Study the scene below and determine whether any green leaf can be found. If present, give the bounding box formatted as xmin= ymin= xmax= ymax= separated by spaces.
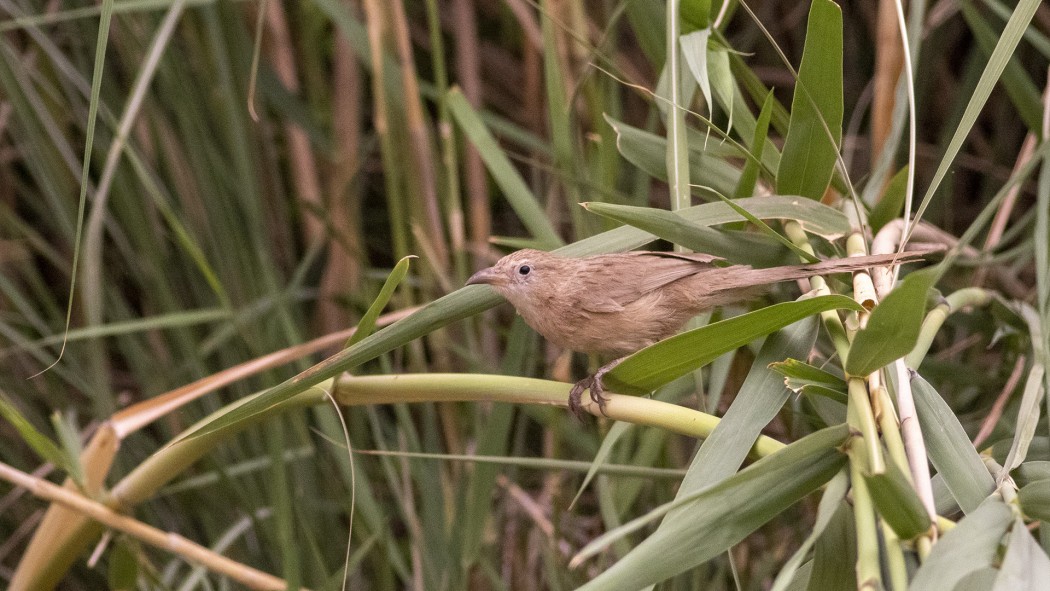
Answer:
xmin=582 ymin=194 xmax=852 ymax=243
xmin=993 ymin=519 xmax=1050 ymax=590
xmin=705 ymin=190 xmax=820 ymax=262
xmin=1014 ymin=461 xmax=1050 ymax=488
xmin=680 ymin=0 xmax=711 ymax=31
xmin=735 ymin=90 xmax=774 ymax=198
xmin=0 ymin=396 xmax=70 ymax=474
xmin=771 ymin=470 xmax=850 ymax=591
xmin=50 ymin=411 xmax=85 ymax=486
xmin=674 ymin=318 xmax=819 ymax=493
xmin=909 ymin=0 xmax=1042 ymax=235
xmin=680 ymin=29 xmax=713 ymax=115
xmin=446 ymin=88 xmax=562 ymax=249
xmin=345 ymin=255 xmax=415 ymax=349
xmin=908 ymin=498 xmax=1013 ymax=591
xmin=868 ymin=166 xmax=909 ymax=233
xmin=806 ymin=500 xmax=857 ymax=591
xmin=574 ymin=425 xmax=849 ymax=591
xmin=707 ymin=44 xmax=735 ymax=137
xmin=608 ymin=295 xmax=863 ymax=394
xmin=863 ymin=460 xmax=932 ymax=540
xmin=570 ymin=421 xmax=634 ymax=510
xmin=581 ymin=201 xmax=786 ymax=267
xmin=1018 ymin=479 xmax=1050 ymax=521
xmin=770 ymin=359 xmax=848 ymax=404
xmin=912 ymin=374 xmax=995 ymax=514
xmin=846 ymin=268 xmax=936 ymax=376
xmin=999 ymin=304 xmax=1046 ymax=476
xmin=776 ymin=0 xmax=843 ymax=200
xmin=606 ymin=115 xmax=740 ymax=196
xmin=107 ymin=539 xmax=138 ymax=591
xmin=962 ymin=3 xmax=1044 ymax=133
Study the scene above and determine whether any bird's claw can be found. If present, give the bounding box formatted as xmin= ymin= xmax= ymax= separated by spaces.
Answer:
xmin=568 ymin=376 xmax=609 ymax=421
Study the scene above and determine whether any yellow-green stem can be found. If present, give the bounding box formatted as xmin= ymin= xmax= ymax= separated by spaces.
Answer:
xmin=848 ymin=377 xmax=885 ymax=474
xmin=335 ymin=374 xmax=785 ymax=458
xmin=881 ymin=520 xmax=909 ymax=591
xmin=877 ymin=385 xmax=910 ymax=480
xmin=905 ymin=287 xmax=994 ymax=369
xmin=784 ymin=221 xmax=852 ymax=361
xmin=849 ymin=458 xmax=883 ymax=590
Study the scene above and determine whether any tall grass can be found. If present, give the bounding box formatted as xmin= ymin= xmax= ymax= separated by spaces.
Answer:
xmin=0 ymin=1 xmax=1047 ymax=589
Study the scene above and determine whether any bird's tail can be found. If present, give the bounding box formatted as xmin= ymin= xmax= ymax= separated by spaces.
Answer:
xmin=720 ymin=249 xmax=935 ymax=294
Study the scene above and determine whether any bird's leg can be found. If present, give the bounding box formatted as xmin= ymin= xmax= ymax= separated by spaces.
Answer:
xmin=568 ymin=356 xmax=626 ymax=420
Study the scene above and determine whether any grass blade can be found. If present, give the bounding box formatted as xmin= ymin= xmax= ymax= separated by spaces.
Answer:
xmin=608 ymin=296 xmax=862 ymax=394
xmin=846 ymin=268 xmax=935 ymax=376
xmin=345 ymin=256 xmax=415 ymax=348
xmin=775 ymin=0 xmax=842 ymax=200
xmin=573 ymin=425 xmax=849 ymax=591
xmin=446 ymin=88 xmax=562 ymax=249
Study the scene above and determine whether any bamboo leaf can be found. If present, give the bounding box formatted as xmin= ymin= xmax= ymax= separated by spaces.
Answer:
xmin=776 ymin=0 xmax=843 ymax=200
xmin=345 ymin=255 xmax=415 ymax=348
xmin=805 ymin=499 xmax=856 ymax=591
xmin=1018 ymin=479 xmax=1050 ymax=521
xmin=868 ymin=166 xmax=909 ymax=233
xmin=770 ymin=470 xmax=850 ymax=591
xmin=50 ymin=412 xmax=85 ymax=486
xmin=608 ymin=296 xmax=861 ymax=394
xmin=999 ymin=304 xmax=1047 ymax=477
xmin=908 ymin=498 xmax=1012 ymax=591
xmin=961 ymin=2 xmax=1044 ymax=132
xmin=581 ymin=201 xmax=786 ymax=267
xmin=0 ymin=396 xmax=70 ymax=476
xmin=912 ymin=374 xmax=995 ymax=514
xmin=582 ymin=195 xmax=852 ymax=241
xmin=606 ymin=114 xmax=740 ymax=195
xmin=909 ymin=0 xmax=1042 ymax=233
xmin=863 ymin=460 xmax=932 ymax=540
xmin=846 ymin=268 xmax=936 ymax=376
xmin=680 ymin=29 xmax=712 ymax=115
xmin=574 ymin=425 xmax=849 ymax=591
xmin=672 ymin=318 xmax=819 ymax=494
xmin=446 ymin=88 xmax=562 ymax=248
xmin=992 ymin=519 xmax=1050 ymax=590
xmin=770 ymin=359 xmax=848 ymax=404
xmin=736 ymin=90 xmax=774 ymax=198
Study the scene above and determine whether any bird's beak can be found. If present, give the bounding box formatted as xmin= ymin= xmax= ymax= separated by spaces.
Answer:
xmin=466 ymin=267 xmax=501 ymax=286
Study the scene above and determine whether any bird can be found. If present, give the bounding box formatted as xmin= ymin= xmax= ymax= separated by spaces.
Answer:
xmin=466 ymin=248 xmax=928 ymax=418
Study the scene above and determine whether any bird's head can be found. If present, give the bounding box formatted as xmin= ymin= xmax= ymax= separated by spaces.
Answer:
xmin=465 ymin=249 xmax=556 ymax=308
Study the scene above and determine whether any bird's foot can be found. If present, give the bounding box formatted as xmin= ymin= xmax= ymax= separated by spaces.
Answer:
xmin=567 ymin=357 xmax=626 ymax=420
xmin=568 ymin=378 xmax=591 ymax=421
xmin=567 ymin=376 xmax=608 ymax=420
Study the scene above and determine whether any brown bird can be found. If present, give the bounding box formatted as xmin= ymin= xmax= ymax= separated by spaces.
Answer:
xmin=467 ymin=248 xmax=927 ymax=418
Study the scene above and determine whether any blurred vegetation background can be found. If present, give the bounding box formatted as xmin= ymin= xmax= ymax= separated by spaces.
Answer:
xmin=0 ymin=0 xmax=1048 ymax=589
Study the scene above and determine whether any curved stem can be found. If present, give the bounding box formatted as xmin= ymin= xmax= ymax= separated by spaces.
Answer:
xmin=335 ymin=373 xmax=786 ymax=458
xmin=905 ymin=287 xmax=994 ymax=369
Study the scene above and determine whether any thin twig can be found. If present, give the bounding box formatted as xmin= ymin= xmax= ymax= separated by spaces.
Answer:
xmin=0 ymin=461 xmax=305 ymax=591
xmin=973 ymin=355 xmax=1027 ymax=448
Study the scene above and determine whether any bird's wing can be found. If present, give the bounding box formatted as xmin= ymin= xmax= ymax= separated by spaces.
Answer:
xmin=580 ymin=296 xmax=625 ymax=313
xmin=581 ymin=251 xmax=727 ymax=310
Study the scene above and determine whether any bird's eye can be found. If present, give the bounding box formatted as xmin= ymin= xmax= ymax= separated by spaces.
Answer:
xmin=518 ymin=265 xmax=531 ymax=276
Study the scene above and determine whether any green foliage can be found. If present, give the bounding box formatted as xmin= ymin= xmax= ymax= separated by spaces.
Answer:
xmin=846 ymin=268 xmax=936 ymax=376
xmin=344 ymin=255 xmax=415 ymax=349
xmin=776 ymin=0 xmax=843 ymax=200
xmin=608 ymin=296 xmax=861 ymax=394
